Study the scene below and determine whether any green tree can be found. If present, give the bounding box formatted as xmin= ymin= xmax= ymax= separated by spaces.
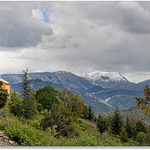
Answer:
xmin=135 ymin=85 xmax=150 ymax=115
xmin=125 ymin=116 xmax=133 ymax=138
xmin=8 ymin=91 xmax=23 ymax=117
xmin=135 ymin=120 xmax=147 ymax=133
xmin=88 ymin=104 xmax=94 ymax=120
xmin=21 ymin=69 xmax=37 ymax=120
xmin=110 ymin=108 xmax=123 ymax=135
xmin=58 ymin=89 xmax=85 ymax=118
xmin=35 ymin=86 xmax=58 ymax=111
xmin=40 ymin=112 xmax=54 ymax=134
xmin=0 ymin=81 xmax=8 ymax=109
xmin=120 ymin=127 xmax=128 ymax=143
xmin=136 ymin=132 xmax=146 ymax=145
xmin=96 ymin=114 xmax=108 ymax=134
xmin=83 ymin=105 xmax=88 ymax=119
xmin=40 ymin=103 xmax=75 ymax=137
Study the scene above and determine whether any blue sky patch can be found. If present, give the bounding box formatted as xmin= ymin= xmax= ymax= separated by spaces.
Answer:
xmin=41 ymin=8 xmax=50 ymax=23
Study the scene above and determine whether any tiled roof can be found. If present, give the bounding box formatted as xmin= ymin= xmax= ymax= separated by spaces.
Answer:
xmin=0 ymin=78 xmax=10 ymax=85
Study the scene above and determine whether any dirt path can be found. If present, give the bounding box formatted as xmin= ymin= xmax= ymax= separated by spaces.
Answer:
xmin=79 ymin=118 xmax=97 ymax=128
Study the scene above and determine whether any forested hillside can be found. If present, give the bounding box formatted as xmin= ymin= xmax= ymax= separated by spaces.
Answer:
xmin=0 ymin=70 xmax=149 ymax=146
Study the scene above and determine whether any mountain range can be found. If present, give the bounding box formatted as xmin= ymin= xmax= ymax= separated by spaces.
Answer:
xmin=0 ymin=70 xmax=149 ymax=113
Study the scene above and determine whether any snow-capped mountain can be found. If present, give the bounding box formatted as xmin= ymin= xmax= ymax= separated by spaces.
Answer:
xmin=83 ymin=71 xmax=127 ymax=82
xmin=82 ymin=71 xmax=135 ymax=89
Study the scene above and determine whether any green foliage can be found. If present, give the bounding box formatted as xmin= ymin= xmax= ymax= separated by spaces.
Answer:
xmin=110 ymin=108 xmax=123 ymax=135
xmin=21 ymin=69 xmax=37 ymax=119
xmin=136 ymin=132 xmax=146 ymax=145
xmin=96 ymin=114 xmax=108 ymax=134
xmin=4 ymin=118 xmax=55 ymax=146
xmin=58 ymin=89 xmax=85 ymax=118
xmin=146 ymin=132 xmax=150 ymax=145
xmin=36 ymin=103 xmax=43 ymax=113
xmin=83 ymin=105 xmax=88 ymax=119
xmin=8 ymin=91 xmax=23 ymax=117
xmin=27 ymin=120 xmax=41 ymax=130
xmin=0 ymin=120 xmax=6 ymax=130
xmin=35 ymin=86 xmax=58 ymax=111
xmin=40 ymin=112 xmax=54 ymax=131
xmin=0 ymin=81 xmax=9 ymax=109
xmin=135 ymin=85 xmax=150 ymax=115
xmin=97 ymin=132 xmax=126 ymax=146
xmin=87 ymin=104 xmax=94 ymax=120
xmin=135 ymin=120 xmax=147 ymax=133
xmin=40 ymin=103 xmax=75 ymax=137
xmin=125 ymin=116 xmax=134 ymax=138
xmin=120 ymin=127 xmax=128 ymax=142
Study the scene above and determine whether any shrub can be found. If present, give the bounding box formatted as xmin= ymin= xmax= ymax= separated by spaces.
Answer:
xmin=27 ymin=120 xmax=41 ymax=130
xmin=136 ymin=132 xmax=146 ymax=145
xmin=37 ymin=103 xmax=43 ymax=113
xmin=8 ymin=91 xmax=23 ymax=117
xmin=4 ymin=119 xmax=55 ymax=146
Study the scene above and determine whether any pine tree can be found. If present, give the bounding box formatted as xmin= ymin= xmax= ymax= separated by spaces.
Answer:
xmin=21 ymin=69 xmax=36 ymax=120
xmin=0 ymin=81 xmax=8 ymax=109
xmin=120 ymin=127 xmax=128 ymax=142
xmin=97 ymin=114 xmax=108 ymax=134
xmin=110 ymin=108 xmax=123 ymax=135
xmin=125 ymin=116 xmax=133 ymax=138
xmin=88 ymin=104 xmax=94 ymax=120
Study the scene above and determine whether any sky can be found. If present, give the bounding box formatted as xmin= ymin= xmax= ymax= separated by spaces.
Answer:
xmin=0 ymin=1 xmax=150 ymax=83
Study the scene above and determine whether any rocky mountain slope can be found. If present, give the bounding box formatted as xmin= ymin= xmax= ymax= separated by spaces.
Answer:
xmin=0 ymin=71 xmax=94 ymax=91
xmin=1 ymin=70 xmax=149 ymax=112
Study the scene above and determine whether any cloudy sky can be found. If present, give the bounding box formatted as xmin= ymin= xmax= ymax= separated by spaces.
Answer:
xmin=1 ymin=1 xmax=150 ymax=83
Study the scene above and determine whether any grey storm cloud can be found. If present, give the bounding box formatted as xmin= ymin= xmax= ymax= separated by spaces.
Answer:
xmin=1 ymin=1 xmax=150 ymax=82
xmin=118 ymin=2 xmax=150 ymax=34
xmin=0 ymin=3 xmax=53 ymax=47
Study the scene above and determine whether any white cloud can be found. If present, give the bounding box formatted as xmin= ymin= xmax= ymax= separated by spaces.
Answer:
xmin=32 ymin=9 xmax=43 ymax=20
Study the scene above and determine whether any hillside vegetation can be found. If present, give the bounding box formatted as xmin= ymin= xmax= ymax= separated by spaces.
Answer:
xmin=0 ymin=70 xmax=150 ymax=146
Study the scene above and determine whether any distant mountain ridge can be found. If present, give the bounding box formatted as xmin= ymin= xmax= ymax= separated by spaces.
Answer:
xmin=10 ymin=79 xmax=113 ymax=113
xmin=0 ymin=71 xmax=94 ymax=91
xmin=1 ymin=70 xmax=150 ymax=112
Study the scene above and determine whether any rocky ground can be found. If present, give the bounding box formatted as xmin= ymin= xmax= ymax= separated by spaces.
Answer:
xmin=0 ymin=130 xmax=18 ymax=146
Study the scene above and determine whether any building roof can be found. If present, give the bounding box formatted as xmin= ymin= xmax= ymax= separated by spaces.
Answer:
xmin=0 ymin=78 xmax=10 ymax=85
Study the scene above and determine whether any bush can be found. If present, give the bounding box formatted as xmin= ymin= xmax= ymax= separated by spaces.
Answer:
xmin=27 ymin=120 xmax=41 ymax=130
xmin=4 ymin=119 xmax=55 ymax=146
xmin=0 ymin=121 xmax=5 ymax=130
xmin=37 ymin=103 xmax=43 ymax=113
xmin=8 ymin=91 xmax=23 ymax=117
xmin=136 ymin=132 xmax=146 ymax=145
